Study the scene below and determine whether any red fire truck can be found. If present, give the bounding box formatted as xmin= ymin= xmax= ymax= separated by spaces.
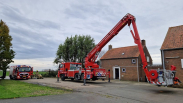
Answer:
xmin=9 ymin=65 xmax=33 ymax=80
xmin=58 ymin=13 xmax=179 ymax=86
xmin=58 ymin=62 xmax=108 ymax=81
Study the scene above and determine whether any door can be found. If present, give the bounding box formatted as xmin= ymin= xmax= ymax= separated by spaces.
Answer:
xmin=68 ymin=69 xmax=74 ymax=78
xmin=115 ymin=69 xmax=119 ymax=79
xmin=68 ymin=64 xmax=75 ymax=78
xmin=113 ymin=67 xmax=121 ymax=80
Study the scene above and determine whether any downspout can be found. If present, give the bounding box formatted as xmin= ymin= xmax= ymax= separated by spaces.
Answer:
xmin=161 ymin=50 xmax=166 ymax=84
xmin=137 ymin=58 xmax=139 ymax=82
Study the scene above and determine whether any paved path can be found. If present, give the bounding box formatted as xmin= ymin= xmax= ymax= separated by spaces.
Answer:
xmin=1 ymin=78 xmax=183 ymax=103
xmin=0 ymin=76 xmax=9 ymax=80
xmin=21 ymin=78 xmax=103 ymax=89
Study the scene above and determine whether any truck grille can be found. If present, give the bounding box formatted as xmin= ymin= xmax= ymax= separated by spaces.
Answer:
xmin=19 ymin=73 xmax=29 ymax=78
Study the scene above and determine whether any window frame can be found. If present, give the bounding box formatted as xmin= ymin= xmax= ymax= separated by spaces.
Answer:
xmin=70 ymin=64 xmax=76 ymax=70
xmin=147 ymin=56 xmax=150 ymax=62
xmin=132 ymin=59 xmax=136 ymax=64
xmin=181 ymin=59 xmax=183 ymax=68
xmin=122 ymin=68 xmax=126 ymax=73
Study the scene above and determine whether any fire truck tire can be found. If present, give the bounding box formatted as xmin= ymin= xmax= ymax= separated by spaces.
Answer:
xmin=81 ymin=74 xmax=84 ymax=80
xmin=13 ymin=76 xmax=16 ymax=80
xmin=149 ymin=70 xmax=158 ymax=80
xmin=10 ymin=75 xmax=13 ymax=80
xmin=75 ymin=74 xmax=79 ymax=80
xmin=61 ymin=74 xmax=65 ymax=81
xmin=92 ymin=79 xmax=96 ymax=81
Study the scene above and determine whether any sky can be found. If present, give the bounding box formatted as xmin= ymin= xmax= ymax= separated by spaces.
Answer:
xmin=0 ymin=0 xmax=183 ymax=71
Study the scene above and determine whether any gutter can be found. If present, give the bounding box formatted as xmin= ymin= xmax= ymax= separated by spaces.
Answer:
xmin=100 ymin=57 xmax=139 ymax=60
xmin=161 ymin=50 xmax=167 ymax=85
xmin=161 ymin=47 xmax=183 ymax=51
xmin=137 ymin=58 xmax=139 ymax=82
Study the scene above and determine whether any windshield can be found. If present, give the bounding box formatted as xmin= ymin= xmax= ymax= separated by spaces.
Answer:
xmin=19 ymin=67 xmax=31 ymax=72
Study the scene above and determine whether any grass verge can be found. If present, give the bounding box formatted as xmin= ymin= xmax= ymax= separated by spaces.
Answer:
xmin=33 ymin=71 xmax=47 ymax=75
xmin=0 ymin=70 xmax=9 ymax=76
xmin=0 ymin=79 xmax=70 ymax=99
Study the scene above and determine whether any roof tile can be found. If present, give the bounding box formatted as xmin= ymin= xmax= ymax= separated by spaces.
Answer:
xmin=161 ymin=25 xmax=183 ymax=50
xmin=100 ymin=45 xmax=140 ymax=60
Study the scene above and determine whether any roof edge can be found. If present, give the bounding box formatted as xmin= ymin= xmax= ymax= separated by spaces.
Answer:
xmin=100 ymin=57 xmax=139 ymax=60
xmin=160 ymin=47 xmax=183 ymax=51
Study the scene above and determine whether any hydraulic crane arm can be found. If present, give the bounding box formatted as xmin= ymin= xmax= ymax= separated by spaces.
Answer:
xmin=84 ymin=13 xmax=150 ymax=81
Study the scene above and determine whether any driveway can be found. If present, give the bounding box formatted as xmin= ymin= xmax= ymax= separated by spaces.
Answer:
xmin=1 ymin=78 xmax=183 ymax=103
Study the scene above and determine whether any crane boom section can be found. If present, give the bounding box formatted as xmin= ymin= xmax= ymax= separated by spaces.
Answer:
xmin=84 ymin=13 xmax=150 ymax=81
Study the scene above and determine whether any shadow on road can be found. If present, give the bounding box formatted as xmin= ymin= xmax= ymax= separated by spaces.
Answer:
xmin=64 ymin=79 xmax=109 ymax=84
xmin=148 ymin=89 xmax=177 ymax=94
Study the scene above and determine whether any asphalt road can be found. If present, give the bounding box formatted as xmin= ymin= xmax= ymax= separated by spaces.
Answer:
xmin=1 ymin=78 xmax=183 ymax=103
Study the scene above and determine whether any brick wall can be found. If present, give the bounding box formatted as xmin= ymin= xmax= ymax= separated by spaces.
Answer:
xmin=100 ymin=46 xmax=152 ymax=82
xmin=101 ymin=58 xmax=139 ymax=81
xmin=163 ymin=49 xmax=183 ymax=81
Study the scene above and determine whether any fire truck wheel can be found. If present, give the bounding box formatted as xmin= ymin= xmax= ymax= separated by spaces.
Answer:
xmin=92 ymin=79 xmax=96 ymax=81
xmin=75 ymin=74 xmax=79 ymax=80
xmin=61 ymin=74 xmax=65 ymax=81
xmin=13 ymin=76 xmax=16 ymax=80
xmin=10 ymin=75 xmax=13 ymax=80
xmin=81 ymin=74 xmax=84 ymax=80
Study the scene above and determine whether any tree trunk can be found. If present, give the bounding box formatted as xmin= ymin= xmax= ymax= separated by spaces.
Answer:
xmin=0 ymin=70 xmax=6 ymax=79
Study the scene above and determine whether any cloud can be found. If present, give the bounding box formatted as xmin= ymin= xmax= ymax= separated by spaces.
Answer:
xmin=10 ymin=26 xmax=58 ymax=59
xmin=1 ymin=3 xmax=60 ymax=30
xmin=10 ymin=57 xmax=58 ymax=70
xmin=0 ymin=0 xmax=183 ymax=70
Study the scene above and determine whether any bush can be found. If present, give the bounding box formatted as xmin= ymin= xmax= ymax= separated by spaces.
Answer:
xmin=42 ymin=70 xmax=58 ymax=77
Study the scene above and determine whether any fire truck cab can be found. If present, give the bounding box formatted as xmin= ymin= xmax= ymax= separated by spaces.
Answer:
xmin=9 ymin=65 xmax=33 ymax=80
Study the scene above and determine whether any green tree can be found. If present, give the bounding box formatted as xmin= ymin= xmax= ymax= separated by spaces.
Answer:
xmin=0 ymin=20 xmax=15 ymax=79
xmin=54 ymin=35 xmax=95 ymax=67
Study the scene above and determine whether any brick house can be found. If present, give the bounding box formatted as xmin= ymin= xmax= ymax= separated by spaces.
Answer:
xmin=100 ymin=40 xmax=152 ymax=82
xmin=161 ymin=25 xmax=183 ymax=81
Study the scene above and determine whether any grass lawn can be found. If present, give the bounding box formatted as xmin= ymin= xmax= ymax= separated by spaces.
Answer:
xmin=0 ymin=70 xmax=9 ymax=76
xmin=0 ymin=70 xmax=2 ymax=76
xmin=0 ymin=80 xmax=69 ymax=99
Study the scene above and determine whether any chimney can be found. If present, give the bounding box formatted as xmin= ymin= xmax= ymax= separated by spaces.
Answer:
xmin=141 ymin=39 xmax=146 ymax=46
xmin=108 ymin=45 xmax=112 ymax=50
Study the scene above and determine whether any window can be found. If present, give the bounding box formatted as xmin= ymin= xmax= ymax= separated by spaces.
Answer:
xmin=132 ymin=59 xmax=136 ymax=64
xmin=147 ymin=56 xmax=149 ymax=62
xmin=181 ymin=59 xmax=183 ymax=68
xmin=59 ymin=64 xmax=63 ymax=68
xmin=122 ymin=68 xmax=126 ymax=72
xmin=70 ymin=64 xmax=76 ymax=70
xmin=70 ymin=64 xmax=82 ymax=70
